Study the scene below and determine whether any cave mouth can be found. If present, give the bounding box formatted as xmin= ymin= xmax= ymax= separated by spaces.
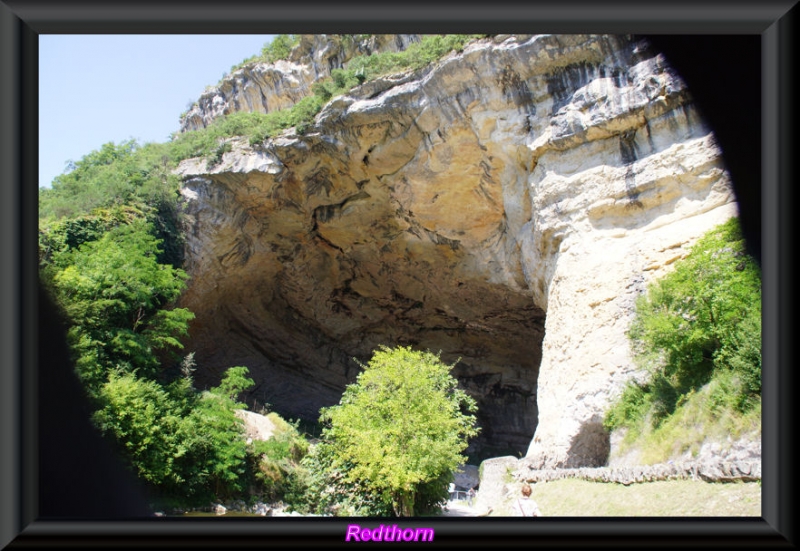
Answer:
xmin=194 ymin=271 xmax=546 ymax=463
xmin=185 ymin=168 xmax=547 ymax=462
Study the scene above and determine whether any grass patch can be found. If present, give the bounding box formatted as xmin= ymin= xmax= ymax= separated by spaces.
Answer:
xmin=610 ymin=378 xmax=761 ymax=465
xmin=527 ymin=479 xmax=760 ymax=516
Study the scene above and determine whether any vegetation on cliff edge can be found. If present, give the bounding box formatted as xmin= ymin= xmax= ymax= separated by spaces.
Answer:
xmin=181 ymin=34 xmax=483 ymax=146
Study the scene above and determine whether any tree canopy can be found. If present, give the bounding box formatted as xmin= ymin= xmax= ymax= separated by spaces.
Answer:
xmin=44 ymin=218 xmax=194 ymax=393
xmin=315 ymin=346 xmax=479 ymax=516
xmin=93 ymin=364 xmax=255 ymax=505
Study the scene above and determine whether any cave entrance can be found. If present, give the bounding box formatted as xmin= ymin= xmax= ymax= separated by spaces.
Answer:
xmin=193 ymin=273 xmax=547 ymax=464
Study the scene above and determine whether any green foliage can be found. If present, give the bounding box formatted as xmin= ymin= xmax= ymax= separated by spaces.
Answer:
xmin=46 ymin=219 xmax=194 ymax=393
xmin=94 ymin=366 xmax=256 ymax=506
xmin=346 ymin=34 xmax=481 ymax=81
xmin=215 ymin=365 xmax=255 ymax=402
xmin=207 ymin=141 xmax=232 ymax=168
xmin=300 ymin=441 xmax=393 ymax=516
xmin=186 ymin=375 xmax=252 ymax=500
xmin=174 ymin=34 xmax=484 ymax=149
xmin=262 ymin=34 xmax=299 ymax=63
xmin=40 ymin=201 xmax=262 ymax=508
xmin=226 ymin=35 xmax=300 ymax=76
xmin=609 ymin=373 xmax=762 ymax=465
xmin=94 ymin=371 xmax=191 ymax=492
xmin=39 ymin=139 xmax=186 ymax=269
xmin=39 ymin=204 xmax=146 ymax=266
xmin=247 ymin=416 xmax=311 ymax=506
xmin=604 ymin=383 xmax=651 ymax=434
xmin=40 ymin=140 xmax=180 ymax=221
xmin=313 ymin=346 xmax=479 ymax=516
xmin=604 ymin=218 xmax=761 ymax=443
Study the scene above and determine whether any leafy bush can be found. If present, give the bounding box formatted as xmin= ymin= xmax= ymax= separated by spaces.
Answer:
xmin=262 ymin=34 xmax=299 ymax=64
xmin=299 ymin=442 xmax=391 ymax=516
xmin=604 ymin=217 xmax=761 ymax=445
xmin=94 ymin=372 xmax=191 ymax=493
xmin=207 ymin=141 xmax=232 ymax=168
xmin=40 ymin=140 xmax=180 ymax=221
xmin=247 ymin=415 xmax=311 ymax=506
xmin=344 ymin=34 xmax=481 ymax=82
xmin=40 ymin=204 xmax=267 ymax=508
xmin=226 ymin=35 xmax=300 ymax=76
xmin=94 ymin=365 xmax=255 ymax=507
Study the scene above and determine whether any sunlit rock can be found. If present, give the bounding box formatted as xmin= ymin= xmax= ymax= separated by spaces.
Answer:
xmin=176 ymin=34 xmax=736 ymax=465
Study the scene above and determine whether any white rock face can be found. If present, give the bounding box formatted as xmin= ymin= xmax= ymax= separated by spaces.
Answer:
xmin=180 ymin=34 xmax=422 ymax=132
xmin=177 ymin=34 xmax=737 ymax=466
xmin=514 ymin=41 xmax=738 ymax=466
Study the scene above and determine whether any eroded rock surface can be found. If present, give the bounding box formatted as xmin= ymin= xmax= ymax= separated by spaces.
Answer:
xmin=177 ymin=34 xmax=737 ymax=463
xmin=180 ymin=34 xmax=422 ymax=133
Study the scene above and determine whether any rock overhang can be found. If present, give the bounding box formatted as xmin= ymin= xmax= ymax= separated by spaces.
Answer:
xmin=176 ymin=34 xmax=737 ymax=465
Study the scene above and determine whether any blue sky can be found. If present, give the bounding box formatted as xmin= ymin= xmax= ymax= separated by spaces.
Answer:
xmin=39 ymin=35 xmax=275 ymax=189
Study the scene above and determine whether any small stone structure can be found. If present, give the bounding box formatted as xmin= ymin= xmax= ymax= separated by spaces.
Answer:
xmin=516 ymin=460 xmax=761 ymax=485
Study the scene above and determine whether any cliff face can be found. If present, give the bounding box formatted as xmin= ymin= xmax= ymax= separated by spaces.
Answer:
xmin=180 ymin=34 xmax=422 ymax=133
xmin=176 ymin=34 xmax=736 ymax=465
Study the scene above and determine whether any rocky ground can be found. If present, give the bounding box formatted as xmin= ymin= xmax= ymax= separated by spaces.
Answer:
xmin=235 ymin=409 xmax=278 ymax=442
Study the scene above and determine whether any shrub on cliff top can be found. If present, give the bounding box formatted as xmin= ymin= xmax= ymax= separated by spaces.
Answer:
xmin=226 ymin=34 xmax=300 ymax=76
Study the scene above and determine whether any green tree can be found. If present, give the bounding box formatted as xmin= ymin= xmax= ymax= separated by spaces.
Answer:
xmin=316 ymin=346 xmax=479 ymax=516
xmin=184 ymin=366 xmax=254 ymax=500
xmin=39 ymin=140 xmax=181 ymax=222
xmin=48 ymin=219 xmax=194 ymax=393
xmin=93 ymin=371 xmax=191 ymax=496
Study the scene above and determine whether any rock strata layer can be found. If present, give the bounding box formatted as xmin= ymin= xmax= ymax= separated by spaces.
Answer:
xmin=180 ymin=34 xmax=422 ymax=133
xmin=177 ymin=34 xmax=737 ymax=463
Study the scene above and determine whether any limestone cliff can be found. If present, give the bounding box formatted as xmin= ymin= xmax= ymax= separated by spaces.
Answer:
xmin=176 ymin=34 xmax=737 ymax=465
xmin=180 ymin=34 xmax=422 ymax=133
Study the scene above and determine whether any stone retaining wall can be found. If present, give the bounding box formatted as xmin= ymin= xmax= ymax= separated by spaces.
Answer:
xmin=515 ymin=460 xmax=761 ymax=485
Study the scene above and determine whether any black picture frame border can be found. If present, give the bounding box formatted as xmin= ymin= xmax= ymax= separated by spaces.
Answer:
xmin=2 ymin=0 xmax=795 ymax=548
